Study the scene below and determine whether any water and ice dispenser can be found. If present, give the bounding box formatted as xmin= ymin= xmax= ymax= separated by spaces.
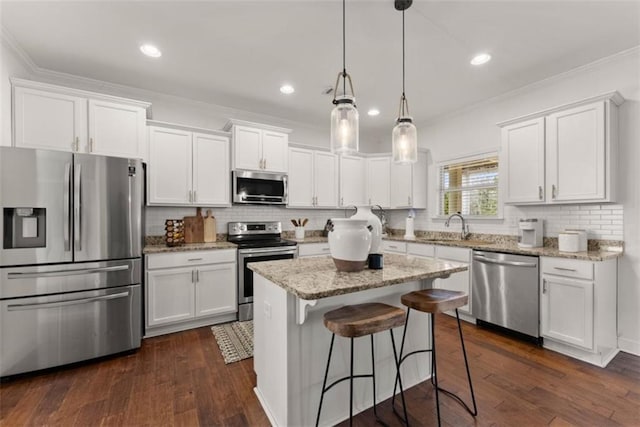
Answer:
xmin=2 ymin=208 xmax=46 ymax=249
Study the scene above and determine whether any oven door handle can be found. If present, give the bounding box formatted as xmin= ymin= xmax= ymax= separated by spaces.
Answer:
xmin=239 ymin=247 xmax=298 ymax=255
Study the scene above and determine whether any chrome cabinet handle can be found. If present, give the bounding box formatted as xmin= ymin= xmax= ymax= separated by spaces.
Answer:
xmin=196 ymin=269 xmax=200 ymax=282
xmin=539 ymin=186 xmax=543 ymax=200
xmin=264 ymin=158 xmax=267 ymax=169
xmin=542 ymin=279 xmax=547 ymax=294
xmin=72 ymin=137 xmax=79 ymax=151
xmin=90 ymin=137 xmax=94 ymax=153
xmin=188 ymin=258 xmax=203 ymax=262
xmin=191 ymin=270 xmax=195 ymax=283
xmin=340 ymin=197 xmax=344 ymax=206
xmin=408 ymin=196 xmax=412 ymax=205
xmin=552 ymin=184 xmax=557 ymax=199
xmin=188 ymin=190 xmax=193 ymax=203
xmin=553 ymin=266 xmax=576 ymax=272
xmin=193 ymin=190 xmax=197 ymax=203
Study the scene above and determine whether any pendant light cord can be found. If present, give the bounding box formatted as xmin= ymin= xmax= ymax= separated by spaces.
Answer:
xmin=402 ymin=9 xmax=405 ymax=97
xmin=342 ymin=0 xmax=346 ymax=96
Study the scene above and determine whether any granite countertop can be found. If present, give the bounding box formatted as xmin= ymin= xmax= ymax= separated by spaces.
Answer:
xmin=144 ymin=241 xmax=237 ymax=254
xmin=248 ymin=253 xmax=468 ymax=300
xmin=383 ymin=235 xmax=621 ymax=261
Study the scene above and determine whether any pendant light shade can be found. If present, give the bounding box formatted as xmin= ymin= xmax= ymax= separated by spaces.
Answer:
xmin=330 ymin=0 xmax=359 ymax=155
xmin=392 ymin=1 xmax=417 ymax=164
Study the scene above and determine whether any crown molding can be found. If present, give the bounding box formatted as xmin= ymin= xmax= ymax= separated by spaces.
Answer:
xmin=1 ymin=26 xmax=38 ymax=72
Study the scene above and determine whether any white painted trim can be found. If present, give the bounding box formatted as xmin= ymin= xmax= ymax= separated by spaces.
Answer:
xmin=496 ymin=91 xmax=625 ymax=127
xmin=421 ymin=46 xmax=640 ymax=127
xmin=253 ymin=387 xmax=277 ymax=427
xmin=146 ymin=119 xmax=230 ymax=137
xmin=0 ymin=26 xmax=38 ymax=72
xmin=618 ymin=337 xmax=640 ymax=356
xmin=434 ymin=148 xmax=500 ymax=167
xmin=143 ymin=312 xmax=237 ymax=338
xmin=223 ymin=119 xmax=292 ymax=134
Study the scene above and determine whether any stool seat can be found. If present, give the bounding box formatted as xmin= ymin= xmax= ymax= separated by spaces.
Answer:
xmin=323 ymin=303 xmax=406 ymax=338
xmin=401 ymin=289 xmax=468 ymax=314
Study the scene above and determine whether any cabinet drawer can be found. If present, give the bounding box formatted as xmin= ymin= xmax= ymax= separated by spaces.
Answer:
xmin=436 ymin=246 xmax=470 ymax=263
xmin=147 ymin=249 xmax=236 ymax=270
xmin=541 ymin=257 xmax=593 ymax=280
xmin=382 ymin=241 xmax=407 ymax=254
xmin=298 ymin=242 xmax=331 ymax=257
xmin=407 ymin=243 xmax=435 ymax=258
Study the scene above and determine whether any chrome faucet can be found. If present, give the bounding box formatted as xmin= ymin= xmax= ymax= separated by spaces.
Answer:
xmin=372 ymin=205 xmax=389 ymax=236
xmin=445 ymin=212 xmax=470 ymax=240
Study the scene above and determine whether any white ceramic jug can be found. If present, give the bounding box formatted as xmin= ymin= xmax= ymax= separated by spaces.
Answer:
xmin=350 ymin=206 xmax=382 ymax=254
xmin=328 ymin=218 xmax=372 ymax=272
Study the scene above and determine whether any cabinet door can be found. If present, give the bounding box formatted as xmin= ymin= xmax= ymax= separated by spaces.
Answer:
xmin=262 ymin=130 xmax=288 ymax=172
xmin=13 ymin=86 xmax=87 ymax=152
xmin=233 ymin=125 xmax=262 ymax=170
xmin=390 ymin=162 xmax=412 ymax=208
xmin=367 ymin=157 xmax=391 ymax=207
xmin=193 ymin=133 xmax=230 ymax=206
xmin=314 ymin=151 xmax=338 ymax=207
xmin=546 ymin=101 xmax=605 ymax=202
xmin=88 ymin=99 xmax=145 ymax=158
xmin=339 ymin=155 xmax=366 ymax=207
xmin=436 ymin=246 xmax=471 ymax=313
xmin=147 ymin=267 xmax=195 ymax=326
xmin=288 ymin=148 xmax=314 ymax=207
xmin=502 ymin=118 xmax=545 ymax=204
xmin=148 ymin=126 xmax=192 ymax=205
xmin=195 ymin=263 xmax=237 ymax=317
xmin=541 ymin=275 xmax=594 ymax=350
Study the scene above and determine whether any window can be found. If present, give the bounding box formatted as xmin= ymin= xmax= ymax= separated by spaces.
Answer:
xmin=438 ymin=154 xmax=499 ymax=217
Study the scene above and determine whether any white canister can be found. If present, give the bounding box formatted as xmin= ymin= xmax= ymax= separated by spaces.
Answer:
xmin=295 ymin=226 xmax=305 ymax=241
xmin=404 ymin=217 xmax=415 ymax=240
xmin=350 ymin=206 xmax=382 ymax=254
xmin=558 ymin=232 xmax=580 ymax=252
xmin=565 ymin=229 xmax=588 ymax=251
xmin=328 ymin=218 xmax=372 ymax=272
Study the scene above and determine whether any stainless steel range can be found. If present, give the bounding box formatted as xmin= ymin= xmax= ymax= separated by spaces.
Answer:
xmin=228 ymin=221 xmax=297 ymax=321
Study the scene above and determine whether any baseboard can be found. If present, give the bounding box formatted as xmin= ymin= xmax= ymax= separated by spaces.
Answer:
xmin=618 ymin=337 xmax=640 ymax=356
xmin=144 ymin=312 xmax=237 ymax=338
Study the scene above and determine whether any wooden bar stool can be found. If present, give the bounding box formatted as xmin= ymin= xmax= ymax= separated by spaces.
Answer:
xmin=316 ymin=302 xmax=409 ymax=427
xmin=392 ymin=289 xmax=478 ymax=426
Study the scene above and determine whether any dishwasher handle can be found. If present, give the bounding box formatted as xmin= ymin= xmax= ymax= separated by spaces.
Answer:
xmin=473 ymin=255 xmax=537 ymax=268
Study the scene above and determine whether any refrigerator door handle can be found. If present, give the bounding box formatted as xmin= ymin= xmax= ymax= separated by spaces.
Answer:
xmin=74 ymin=163 xmax=82 ymax=251
xmin=63 ymin=163 xmax=71 ymax=252
xmin=7 ymin=264 xmax=129 ymax=279
xmin=7 ymin=291 xmax=130 ymax=311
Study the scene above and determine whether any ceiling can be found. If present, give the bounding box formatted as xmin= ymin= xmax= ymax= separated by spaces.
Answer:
xmin=2 ymin=1 xmax=639 ymax=138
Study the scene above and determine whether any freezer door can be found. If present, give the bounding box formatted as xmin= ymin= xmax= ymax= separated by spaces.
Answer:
xmin=73 ymin=154 xmax=142 ymax=262
xmin=0 ymin=147 xmax=73 ymax=266
xmin=0 ymin=284 xmax=141 ymax=377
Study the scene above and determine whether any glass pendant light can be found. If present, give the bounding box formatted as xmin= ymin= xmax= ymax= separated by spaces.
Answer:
xmin=330 ymin=0 xmax=359 ymax=154
xmin=392 ymin=0 xmax=418 ymax=164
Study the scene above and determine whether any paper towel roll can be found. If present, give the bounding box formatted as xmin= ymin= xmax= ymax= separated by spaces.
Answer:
xmin=404 ymin=217 xmax=415 ymax=240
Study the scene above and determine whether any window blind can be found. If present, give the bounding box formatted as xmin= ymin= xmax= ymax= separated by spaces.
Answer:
xmin=439 ymin=155 xmax=499 ymax=217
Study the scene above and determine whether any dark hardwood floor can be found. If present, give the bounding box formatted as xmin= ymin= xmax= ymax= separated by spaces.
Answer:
xmin=1 ymin=315 xmax=638 ymax=426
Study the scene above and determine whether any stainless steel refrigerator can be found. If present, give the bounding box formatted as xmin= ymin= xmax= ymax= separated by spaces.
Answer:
xmin=0 ymin=147 xmax=143 ymax=377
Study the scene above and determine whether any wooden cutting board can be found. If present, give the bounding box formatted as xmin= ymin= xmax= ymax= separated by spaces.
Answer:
xmin=184 ymin=208 xmax=205 ymax=243
xmin=203 ymin=210 xmax=216 ymax=243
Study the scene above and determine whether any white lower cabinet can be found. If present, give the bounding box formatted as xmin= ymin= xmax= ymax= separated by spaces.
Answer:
xmin=145 ymin=249 xmax=237 ymax=337
xmin=434 ymin=246 xmax=471 ymax=314
xmin=540 ymin=256 xmax=618 ymax=367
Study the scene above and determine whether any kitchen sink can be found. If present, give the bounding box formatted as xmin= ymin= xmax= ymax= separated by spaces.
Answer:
xmin=422 ymin=239 xmax=494 ymax=246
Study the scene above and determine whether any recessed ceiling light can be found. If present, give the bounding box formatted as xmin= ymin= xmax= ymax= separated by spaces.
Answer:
xmin=470 ymin=53 xmax=491 ymax=66
xmin=280 ymin=84 xmax=295 ymax=94
xmin=367 ymin=108 xmax=380 ymax=116
xmin=140 ymin=44 xmax=162 ymax=58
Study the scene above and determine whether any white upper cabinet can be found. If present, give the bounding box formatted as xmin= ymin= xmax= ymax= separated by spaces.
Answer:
xmin=12 ymin=79 xmax=150 ymax=158
xmin=367 ymin=157 xmax=391 ymax=208
xmin=390 ymin=150 xmax=427 ymax=209
xmin=224 ymin=120 xmax=291 ymax=173
xmin=148 ymin=122 xmax=231 ymax=207
xmin=499 ymin=92 xmax=622 ymax=205
xmin=288 ymin=147 xmax=337 ymax=208
xmin=339 ymin=155 xmax=367 ymax=207
xmin=501 ymin=118 xmax=545 ymax=204
xmin=88 ymin=99 xmax=146 ymax=158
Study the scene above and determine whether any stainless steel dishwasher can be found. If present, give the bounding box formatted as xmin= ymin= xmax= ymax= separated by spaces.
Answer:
xmin=471 ymin=251 xmax=540 ymax=339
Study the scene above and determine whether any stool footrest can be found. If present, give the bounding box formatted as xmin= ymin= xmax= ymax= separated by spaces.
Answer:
xmin=323 ymin=374 xmax=374 ymax=394
xmin=399 ymin=348 xmax=432 ymax=365
xmin=434 ymin=384 xmax=478 ymax=417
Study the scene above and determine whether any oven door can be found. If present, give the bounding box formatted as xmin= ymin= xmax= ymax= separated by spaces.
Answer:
xmin=238 ymin=247 xmax=297 ymax=304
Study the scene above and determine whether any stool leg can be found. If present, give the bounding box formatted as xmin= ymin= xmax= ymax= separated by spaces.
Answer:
xmin=315 ymin=333 xmax=335 ymax=427
xmin=370 ymin=334 xmax=378 ymax=419
xmin=392 ymin=309 xmax=411 ymax=407
xmin=455 ymin=309 xmax=478 ymax=416
xmin=349 ymin=337 xmax=354 ymax=426
xmin=431 ymin=313 xmax=441 ymax=427
xmin=390 ymin=329 xmax=409 ymax=426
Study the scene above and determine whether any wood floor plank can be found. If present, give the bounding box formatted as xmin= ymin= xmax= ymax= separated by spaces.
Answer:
xmin=1 ymin=315 xmax=638 ymax=426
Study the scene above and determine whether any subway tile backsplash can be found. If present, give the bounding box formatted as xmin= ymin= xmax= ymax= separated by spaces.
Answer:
xmin=388 ymin=204 xmax=624 ymax=241
xmin=145 ymin=205 xmax=349 ymax=236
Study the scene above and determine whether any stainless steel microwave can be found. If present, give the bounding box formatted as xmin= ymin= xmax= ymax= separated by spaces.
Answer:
xmin=232 ymin=170 xmax=288 ymax=205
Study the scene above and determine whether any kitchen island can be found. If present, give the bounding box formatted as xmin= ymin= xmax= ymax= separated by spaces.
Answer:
xmin=249 ymin=254 xmax=467 ymax=427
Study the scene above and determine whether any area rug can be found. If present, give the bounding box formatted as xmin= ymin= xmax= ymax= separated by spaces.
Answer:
xmin=211 ymin=320 xmax=253 ymax=364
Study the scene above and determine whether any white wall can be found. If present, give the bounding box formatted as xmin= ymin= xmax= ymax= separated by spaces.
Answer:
xmin=390 ymin=48 xmax=640 ymax=354
xmin=1 ymin=36 xmax=32 ymax=146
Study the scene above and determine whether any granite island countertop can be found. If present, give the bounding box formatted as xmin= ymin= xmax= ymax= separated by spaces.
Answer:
xmin=249 ymin=253 xmax=467 ymax=300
